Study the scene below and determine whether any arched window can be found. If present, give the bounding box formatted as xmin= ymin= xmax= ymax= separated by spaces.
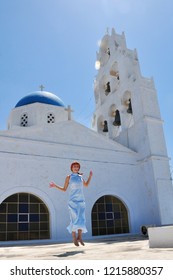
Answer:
xmin=0 ymin=193 xmax=50 ymax=241
xmin=92 ymin=195 xmax=129 ymax=236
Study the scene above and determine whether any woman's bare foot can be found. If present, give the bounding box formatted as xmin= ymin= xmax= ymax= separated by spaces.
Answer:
xmin=77 ymin=229 xmax=85 ymax=246
xmin=72 ymin=232 xmax=79 ymax=246
xmin=73 ymin=238 xmax=79 ymax=246
xmin=77 ymin=238 xmax=85 ymax=246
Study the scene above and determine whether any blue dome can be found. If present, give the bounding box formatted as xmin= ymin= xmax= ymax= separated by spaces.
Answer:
xmin=15 ymin=91 xmax=65 ymax=108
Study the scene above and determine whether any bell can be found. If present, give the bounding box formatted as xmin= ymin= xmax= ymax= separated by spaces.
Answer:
xmin=107 ymin=48 xmax=110 ymax=56
xmin=113 ymin=110 xmax=121 ymax=126
xmin=103 ymin=120 xmax=108 ymax=132
xmin=105 ymin=82 xmax=111 ymax=94
xmin=127 ymin=99 xmax=133 ymax=114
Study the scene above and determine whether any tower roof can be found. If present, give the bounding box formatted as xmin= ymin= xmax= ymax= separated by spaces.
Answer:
xmin=15 ymin=91 xmax=65 ymax=108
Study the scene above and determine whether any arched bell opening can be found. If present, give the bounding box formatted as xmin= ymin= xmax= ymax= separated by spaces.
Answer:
xmin=108 ymin=105 xmax=121 ymax=138
xmin=122 ymin=91 xmax=134 ymax=128
xmin=97 ymin=115 xmax=109 ymax=134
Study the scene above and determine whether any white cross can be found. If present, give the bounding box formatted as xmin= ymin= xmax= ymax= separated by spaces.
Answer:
xmin=65 ymin=105 xmax=74 ymax=120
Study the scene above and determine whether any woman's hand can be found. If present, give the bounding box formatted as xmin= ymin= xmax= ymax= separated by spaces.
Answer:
xmin=49 ymin=182 xmax=56 ymax=188
xmin=89 ymin=171 xmax=93 ymax=177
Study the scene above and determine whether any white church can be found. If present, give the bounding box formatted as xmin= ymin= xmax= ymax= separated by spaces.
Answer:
xmin=0 ymin=28 xmax=173 ymax=244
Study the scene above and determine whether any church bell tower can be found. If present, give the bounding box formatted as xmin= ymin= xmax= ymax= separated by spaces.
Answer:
xmin=92 ymin=28 xmax=173 ymax=225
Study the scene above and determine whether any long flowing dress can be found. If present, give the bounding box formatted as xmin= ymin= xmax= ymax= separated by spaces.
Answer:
xmin=67 ymin=173 xmax=87 ymax=233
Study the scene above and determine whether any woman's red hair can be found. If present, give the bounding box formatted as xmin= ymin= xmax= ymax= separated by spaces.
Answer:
xmin=70 ymin=161 xmax=81 ymax=171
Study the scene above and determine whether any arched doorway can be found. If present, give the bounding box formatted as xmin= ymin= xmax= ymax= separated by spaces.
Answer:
xmin=0 ymin=193 xmax=50 ymax=241
xmin=91 ymin=195 xmax=129 ymax=236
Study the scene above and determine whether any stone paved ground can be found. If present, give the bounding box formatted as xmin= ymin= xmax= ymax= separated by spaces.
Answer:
xmin=0 ymin=236 xmax=173 ymax=260
xmin=0 ymin=237 xmax=173 ymax=260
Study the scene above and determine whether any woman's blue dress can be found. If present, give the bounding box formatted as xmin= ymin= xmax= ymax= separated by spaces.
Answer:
xmin=67 ymin=173 xmax=87 ymax=233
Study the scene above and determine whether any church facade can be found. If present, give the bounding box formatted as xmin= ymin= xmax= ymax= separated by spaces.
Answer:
xmin=0 ymin=28 xmax=173 ymax=244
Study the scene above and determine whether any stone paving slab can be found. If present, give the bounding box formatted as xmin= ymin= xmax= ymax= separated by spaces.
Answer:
xmin=0 ymin=236 xmax=173 ymax=260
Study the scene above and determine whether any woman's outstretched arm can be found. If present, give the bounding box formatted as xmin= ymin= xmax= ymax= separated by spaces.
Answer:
xmin=83 ymin=171 xmax=93 ymax=187
xmin=49 ymin=175 xmax=70 ymax=192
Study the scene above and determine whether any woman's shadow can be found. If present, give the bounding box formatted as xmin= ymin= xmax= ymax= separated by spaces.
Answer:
xmin=53 ymin=250 xmax=85 ymax=258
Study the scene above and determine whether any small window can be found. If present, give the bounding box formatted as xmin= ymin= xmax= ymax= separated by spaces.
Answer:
xmin=47 ymin=113 xmax=55 ymax=123
xmin=20 ymin=113 xmax=28 ymax=127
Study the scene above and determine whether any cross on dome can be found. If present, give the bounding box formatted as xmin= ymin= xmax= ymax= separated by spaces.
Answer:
xmin=39 ymin=85 xmax=45 ymax=91
xmin=65 ymin=105 xmax=74 ymax=120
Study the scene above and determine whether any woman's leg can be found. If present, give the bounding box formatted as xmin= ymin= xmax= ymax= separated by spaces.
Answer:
xmin=72 ymin=231 xmax=79 ymax=246
xmin=77 ymin=229 xmax=85 ymax=246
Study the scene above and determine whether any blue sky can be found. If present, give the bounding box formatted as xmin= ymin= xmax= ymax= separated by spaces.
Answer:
xmin=0 ymin=0 xmax=173 ymax=172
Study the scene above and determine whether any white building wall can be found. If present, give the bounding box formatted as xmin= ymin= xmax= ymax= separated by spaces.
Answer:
xmin=0 ymin=119 xmax=162 ymax=242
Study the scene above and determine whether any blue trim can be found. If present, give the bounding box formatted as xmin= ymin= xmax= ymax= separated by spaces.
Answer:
xmin=15 ymin=91 xmax=65 ymax=108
